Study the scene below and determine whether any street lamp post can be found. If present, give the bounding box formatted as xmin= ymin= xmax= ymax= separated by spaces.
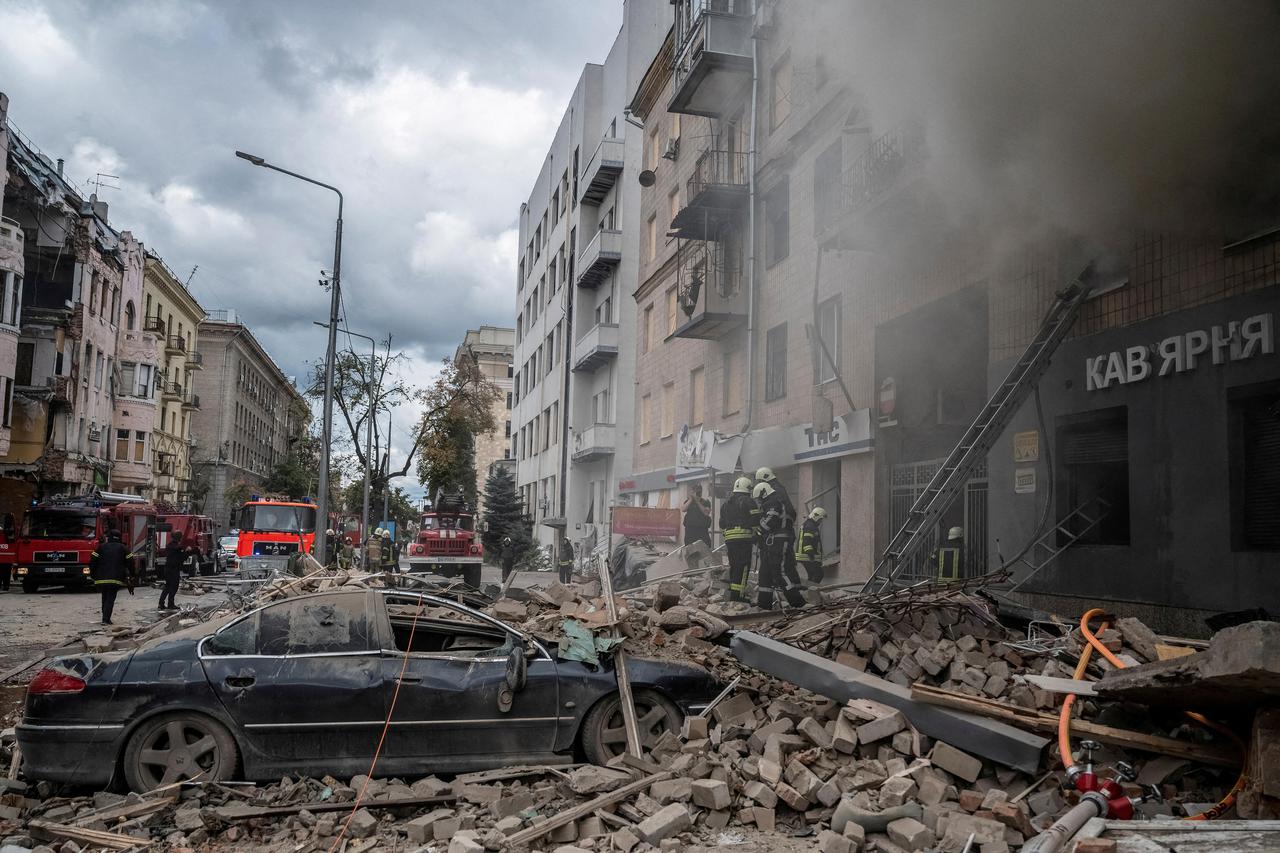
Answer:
xmin=315 ymin=321 xmax=379 ymax=568
xmin=236 ymin=150 xmax=342 ymax=562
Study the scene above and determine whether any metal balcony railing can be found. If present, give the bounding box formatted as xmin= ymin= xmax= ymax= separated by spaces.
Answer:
xmin=837 ymin=122 xmax=926 ymax=219
xmin=687 ymin=148 xmax=748 ymax=199
xmin=186 ymin=350 xmax=203 ymax=369
xmin=165 ymin=335 xmax=187 ymax=355
xmin=143 ymin=316 xmax=165 ymax=334
xmin=182 ymin=392 xmax=201 ymax=410
xmin=669 ymin=0 xmax=753 ymax=117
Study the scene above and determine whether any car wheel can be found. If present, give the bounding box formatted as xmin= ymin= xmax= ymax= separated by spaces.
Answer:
xmin=21 ymin=579 xmax=37 ymax=594
xmin=123 ymin=712 xmax=238 ymax=792
xmin=581 ymin=688 xmax=683 ymax=765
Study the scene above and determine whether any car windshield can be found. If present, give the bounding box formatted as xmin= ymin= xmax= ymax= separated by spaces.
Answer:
xmin=21 ymin=510 xmax=98 ymax=539
xmin=218 ymin=536 xmax=237 ymax=550
xmin=238 ymin=504 xmax=317 ymax=533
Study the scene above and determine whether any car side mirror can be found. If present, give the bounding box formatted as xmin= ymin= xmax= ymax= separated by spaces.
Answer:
xmin=498 ymin=639 xmax=527 ymax=714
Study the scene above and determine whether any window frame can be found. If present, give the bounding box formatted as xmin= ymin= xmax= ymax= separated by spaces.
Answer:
xmin=816 ymin=296 xmax=841 ymax=385
xmin=765 ymin=322 xmax=788 ymax=402
xmin=199 ymin=591 xmax=378 ymax=659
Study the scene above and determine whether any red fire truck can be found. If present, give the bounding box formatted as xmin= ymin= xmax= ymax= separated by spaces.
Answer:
xmin=406 ymin=493 xmax=483 ymax=587
xmin=157 ymin=512 xmax=217 ymax=576
xmin=234 ymin=497 xmax=318 ymax=560
xmin=14 ymin=493 xmax=157 ymax=594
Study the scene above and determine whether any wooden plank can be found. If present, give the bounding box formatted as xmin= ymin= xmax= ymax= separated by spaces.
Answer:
xmin=1023 ymin=675 xmax=1098 ymax=696
xmin=215 ymin=794 xmax=455 ymax=821
xmin=504 ymin=771 xmax=671 ymax=847
xmin=910 ymin=684 xmax=1238 ymax=767
xmin=455 ymin=764 xmax=581 ymax=786
xmin=1155 ymin=643 xmax=1197 ymax=661
xmin=29 ymin=820 xmax=139 ymax=851
xmin=598 ymin=556 xmax=642 ymax=760
xmin=72 ymin=795 xmax=176 ymax=827
xmin=0 ymin=654 xmax=47 ymax=683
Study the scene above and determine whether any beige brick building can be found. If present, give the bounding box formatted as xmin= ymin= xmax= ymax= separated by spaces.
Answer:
xmin=455 ymin=326 xmax=513 ymax=512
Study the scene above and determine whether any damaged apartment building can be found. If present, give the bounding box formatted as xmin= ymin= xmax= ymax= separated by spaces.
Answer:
xmin=511 ymin=1 xmax=1280 ymax=632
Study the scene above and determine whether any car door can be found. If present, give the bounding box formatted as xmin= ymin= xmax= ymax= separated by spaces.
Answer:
xmin=200 ymin=591 xmax=386 ymax=778
xmin=374 ymin=592 xmax=562 ymax=773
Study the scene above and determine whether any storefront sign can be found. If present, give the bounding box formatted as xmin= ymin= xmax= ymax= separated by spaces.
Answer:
xmin=611 ymin=506 xmax=680 ymax=539
xmin=1013 ymin=430 xmax=1040 ymax=463
xmin=1014 ymin=468 xmax=1036 ymax=494
xmin=1086 ymin=313 xmax=1273 ymax=391
xmin=792 ymin=409 xmax=873 ymax=462
xmin=676 ymin=425 xmax=711 ymax=470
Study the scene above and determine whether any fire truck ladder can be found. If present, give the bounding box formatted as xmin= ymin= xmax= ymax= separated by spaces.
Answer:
xmin=862 ymin=265 xmax=1099 ymax=595
xmin=1005 ymin=496 xmax=1111 ymax=593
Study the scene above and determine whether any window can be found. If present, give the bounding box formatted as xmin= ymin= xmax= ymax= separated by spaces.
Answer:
xmin=572 ymin=146 xmax=580 ymax=204
xmin=642 ymin=306 xmax=653 ymax=354
xmin=648 ymin=129 xmax=661 ymax=170
xmin=814 ymin=139 xmax=842 ymax=232
xmin=816 ymin=297 xmax=841 ymax=384
xmin=89 ymin=274 xmax=98 ymax=315
xmin=115 ymin=428 xmax=129 ymax=461
xmin=640 ymin=393 xmax=653 ymax=444
xmin=661 ymin=382 xmax=675 ymax=438
xmin=15 ymin=343 xmax=33 ymax=386
xmin=765 ymin=323 xmax=788 ymax=402
xmin=1 ymin=271 xmax=21 ymax=326
xmin=771 ymin=51 xmax=793 ymax=130
xmin=110 ymin=287 xmax=119 ymax=324
xmin=1056 ymin=407 xmax=1130 ymax=546
xmin=382 ymin=594 xmax=509 ymax=657
xmin=723 ymin=349 xmax=742 ymax=415
xmin=550 ymin=402 xmax=558 ymax=445
xmin=646 ymin=214 xmax=657 ymax=262
xmin=256 ymin=593 xmax=372 ymax=655
xmin=1230 ymin=383 xmax=1280 ymax=550
xmin=0 ymin=378 xmax=9 ymax=428
xmin=593 ymin=387 xmax=610 ymax=424
xmin=551 ymin=188 xmax=561 ymax=227
xmin=690 ymin=366 xmax=705 ymax=426
xmin=95 ymin=351 xmax=105 ymax=390
xmin=133 ymin=430 xmax=146 ymax=464
xmin=124 ymin=300 xmax=135 ymax=330
xmin=506 ymin=392 xmax=513 ymax=409
xmin=504 ymin=419 xmax=511 ymax=438
xmin=206 ymin=613 xmax=258 ymax=656
xmin=119 ymin=362 xmax=135 ymax=397
xmin=666 ymin=287 xmax=678 ymax=335
xmin=668 ymin=189 xmax=680 ymax=225
xmin=765 ymin=178 xmax=791 ymax=267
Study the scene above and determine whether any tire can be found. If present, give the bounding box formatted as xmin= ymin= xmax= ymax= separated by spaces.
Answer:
xmin=21 ymin=579 xmax=37 ymax=594
xmin=580 ymin=688 xmax=683 ymax=765
xmin=122 ymin=712 xmax=238 ymax=792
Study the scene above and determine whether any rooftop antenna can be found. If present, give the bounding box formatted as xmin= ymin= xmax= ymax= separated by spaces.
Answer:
xmin=88 ymin=172 xmax=120 ymax=195
xmin=185 ymin=265 xmax=199 ymax=287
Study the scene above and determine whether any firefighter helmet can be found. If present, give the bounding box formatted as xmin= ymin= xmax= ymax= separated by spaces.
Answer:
xmin=810 ymin=507 xmax=827 ymax=522
xmin=948 ymin=526 xmax=963 ymax=541
xmin=755 ymin=466 xmax=776 ymax=482
xmin=753 ymin=482 xmax=775 ymax=500
xmin=374 ymin=527 xmax=385 ymax=537
xmin=733 ymin=476 xmax=753 ymax=494
xmin=325 ymin=528 xmax=335 ymax=537
xmin=381 ymin=528 xmax=392 ymax=538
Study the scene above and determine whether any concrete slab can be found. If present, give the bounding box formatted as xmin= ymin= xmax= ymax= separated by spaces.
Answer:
xmin=729 ymin=631 xmax=1048 ymax=774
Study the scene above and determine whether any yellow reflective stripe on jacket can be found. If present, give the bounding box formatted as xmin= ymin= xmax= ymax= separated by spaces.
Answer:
xmin=723 ymin=527 xmax=753 ymax=541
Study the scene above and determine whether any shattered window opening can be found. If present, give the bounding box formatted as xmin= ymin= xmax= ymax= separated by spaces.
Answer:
xmin=383 ymin=595 xmax=512 ymax=659
xmin=257 ymin=594 xmax=372 ymax=656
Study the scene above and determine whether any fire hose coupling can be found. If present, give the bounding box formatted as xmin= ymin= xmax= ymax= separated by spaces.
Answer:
xmin=1107 ymin=783 xmax=1163 ymax=821
xmin=1097 ymin=760 xmax=1137 ymax=800
xmin=1065 ymin=739 xmax=1102 ymax=792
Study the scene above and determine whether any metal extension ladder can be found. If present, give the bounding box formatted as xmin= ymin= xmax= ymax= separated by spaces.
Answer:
xmin=862 ymin=265 xmax=1099 ymax=594
xmin=1006 ymin=497 xmax=1111 ymax=592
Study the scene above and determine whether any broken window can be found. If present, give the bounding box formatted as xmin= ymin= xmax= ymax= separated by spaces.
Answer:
xmin=206 ymin=614 xmax=258 ymax=656
xmin=816 ymin=296 xmax=841 ymax=384
xmin=256 ymin=593 xmax=372 ymax=656
xmin=1230 ymin=381 xmax=1280 ymax=551
xmin=383 ymin=595 xmax=510 ymax=658
xmin=1056 ymin=407 xmax=1130 ymax=546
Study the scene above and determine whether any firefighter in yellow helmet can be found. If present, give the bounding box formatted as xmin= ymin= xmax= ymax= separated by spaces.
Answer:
xmin=720 ymin=476 xmax=756 ymax=602
xmin=796 ymin=506 xmax=826 ymax=584
xmin=936 ymin=526 xmax=963 ymax=581
xmin=753 ymin=480 xmax=805 ymax=609
xmin=756 ymin=467 xmax=805 ymax=596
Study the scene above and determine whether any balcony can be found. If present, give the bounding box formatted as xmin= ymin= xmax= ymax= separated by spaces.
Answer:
xmin=162 ymin=382 xmax=182 ymax=402
xmin=186 ymin=350 xmax=203 ymax=370
xmin=578 ymin=136 xmax=625 ymax=206
xmin=572 ymin=323 xmax=620 ymax=373
xmin=143 ymin=315 xmax=165 ymax=334
xmin=0 ymin=216 xmax=24 ymax=261
xmin=668 ymin=0 xmax=754 ymax=118
xmin=572 ymin=422 xmax=616 ymax=463
xmin=165 ymin=335 xmax=186 ymax=356
xmin=671 ymin=237 xmax=747 ymax=340
xmin=182 ymin=393 xmax=201 ymax=410
xmin=672 ymin=147 xmax=749 ymax=240
xmin=818 ymin=122 xmax=928 ymax=248
xmin=575 ymin=228 xmax=622 ymax=289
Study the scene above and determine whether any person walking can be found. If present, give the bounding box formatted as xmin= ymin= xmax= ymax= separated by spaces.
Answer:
xmin=681 ymin=486 xmax=712 ymax=549
xmin=323 ymin=528 xmax=337 ymax=567
xmin=500 ymin=536 xmax=517 ymax=583
xmin=90 ymin=529 xmax=136 ymax=625
xmin=721 ymin=477 xmax=757 ymax=602
xmin=158 ymin=533 xmax=192 ymax=611
xmin=756 ymin=467 xmax=804 ymax=593
xmin=796 ymin=507 xmax=827 ymax=584
xmin=557 ymin=538 xmax=574 ymax=584
xmin=753 ymin=481 xmax=806 ymax=610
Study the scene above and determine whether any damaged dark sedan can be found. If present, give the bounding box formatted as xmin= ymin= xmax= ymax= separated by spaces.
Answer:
xmin=18 ymin=590 xmax=721 ymax=790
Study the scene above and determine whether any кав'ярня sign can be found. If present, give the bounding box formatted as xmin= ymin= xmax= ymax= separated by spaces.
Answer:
xmin=1086 ymin=313 xmax=1273 ymax=391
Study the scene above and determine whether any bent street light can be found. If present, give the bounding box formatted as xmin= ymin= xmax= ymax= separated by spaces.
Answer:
xmin=236 ymin=149 xmax=343 ymax=562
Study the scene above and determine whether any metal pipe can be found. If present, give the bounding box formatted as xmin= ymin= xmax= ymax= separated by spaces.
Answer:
xmin=1021 ymin=793 xmax=1107 ymax=853
xmin=741 ymin=0 xmax=760 ymax=435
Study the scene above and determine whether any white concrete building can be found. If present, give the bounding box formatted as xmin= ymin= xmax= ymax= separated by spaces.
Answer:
xmin=512 ymin=4 xmax=666 ymax=560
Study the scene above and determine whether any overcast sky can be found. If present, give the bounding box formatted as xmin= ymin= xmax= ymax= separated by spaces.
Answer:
xmin=0 ymin=0 xmax=621 ymax=500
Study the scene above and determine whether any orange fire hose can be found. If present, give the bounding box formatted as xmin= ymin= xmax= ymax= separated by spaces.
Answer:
xmin=1058 ymin=608 xmax=1247 ymax=821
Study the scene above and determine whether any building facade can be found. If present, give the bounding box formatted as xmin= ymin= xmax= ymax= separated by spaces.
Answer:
xmin=0 ymin=94 xmax=22 ymax=462
xmin=456 ymin=325 xmax=514 ymax=513
xmin=142 ymin=254 xmax=205 ymax=505
xmin=190 ymin=310 xmax=307 ymax=530
xmin=104 ymin=232 xmax=153 ymax=497
xmin=512 ymin=4 xmax=666 ymax=562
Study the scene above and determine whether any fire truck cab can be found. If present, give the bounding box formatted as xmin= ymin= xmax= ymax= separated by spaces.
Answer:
xmin=14 ymin=493 xmax=157 ymax=594
xmin=235 ymin=497 xmax=318 ymax=561
xmin=406 ymin=493 xmax=483 ymax=588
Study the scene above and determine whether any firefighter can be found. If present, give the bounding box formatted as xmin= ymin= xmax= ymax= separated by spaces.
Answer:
xmin=500 ymin=536 xmax=517 ymax=582
xmin=753 ymin=481 xmax=806 ymax=610
xmin=720 ymin=477 xmax=757 ymax=602
xmin=91 ymin=529 xmax=136 ymax=625
xmin=796 ymin=506 xmax=827 ymax=584
xmin=323 ymin=528 xmax=337 ymax=567
xmin=158 ymin=533 xmax=193 ymax=611
xmin=338 ymin=535 xmax=355 ymax=570
xmin=380 ymin=528 xmax=396 ymax=572
xmin=366 ymin=528 xmax=383 ymax=571
xmin=557 ymin=538 xmax=574 ymax=584
xmin=756 ymin=467 xmax=804 ymax=593
xmin=936 ymin=526 xmax=963 ymax=581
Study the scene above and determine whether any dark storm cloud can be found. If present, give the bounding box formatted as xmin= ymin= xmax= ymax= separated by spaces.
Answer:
xmin=0 ymin=0 xmax=620 ymax=396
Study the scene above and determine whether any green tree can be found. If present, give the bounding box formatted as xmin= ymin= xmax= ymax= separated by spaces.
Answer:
xmin=417 ymin=408 xmax=478 ymax=506
xmin=480 ymin=465 xmax=531 ymax=561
